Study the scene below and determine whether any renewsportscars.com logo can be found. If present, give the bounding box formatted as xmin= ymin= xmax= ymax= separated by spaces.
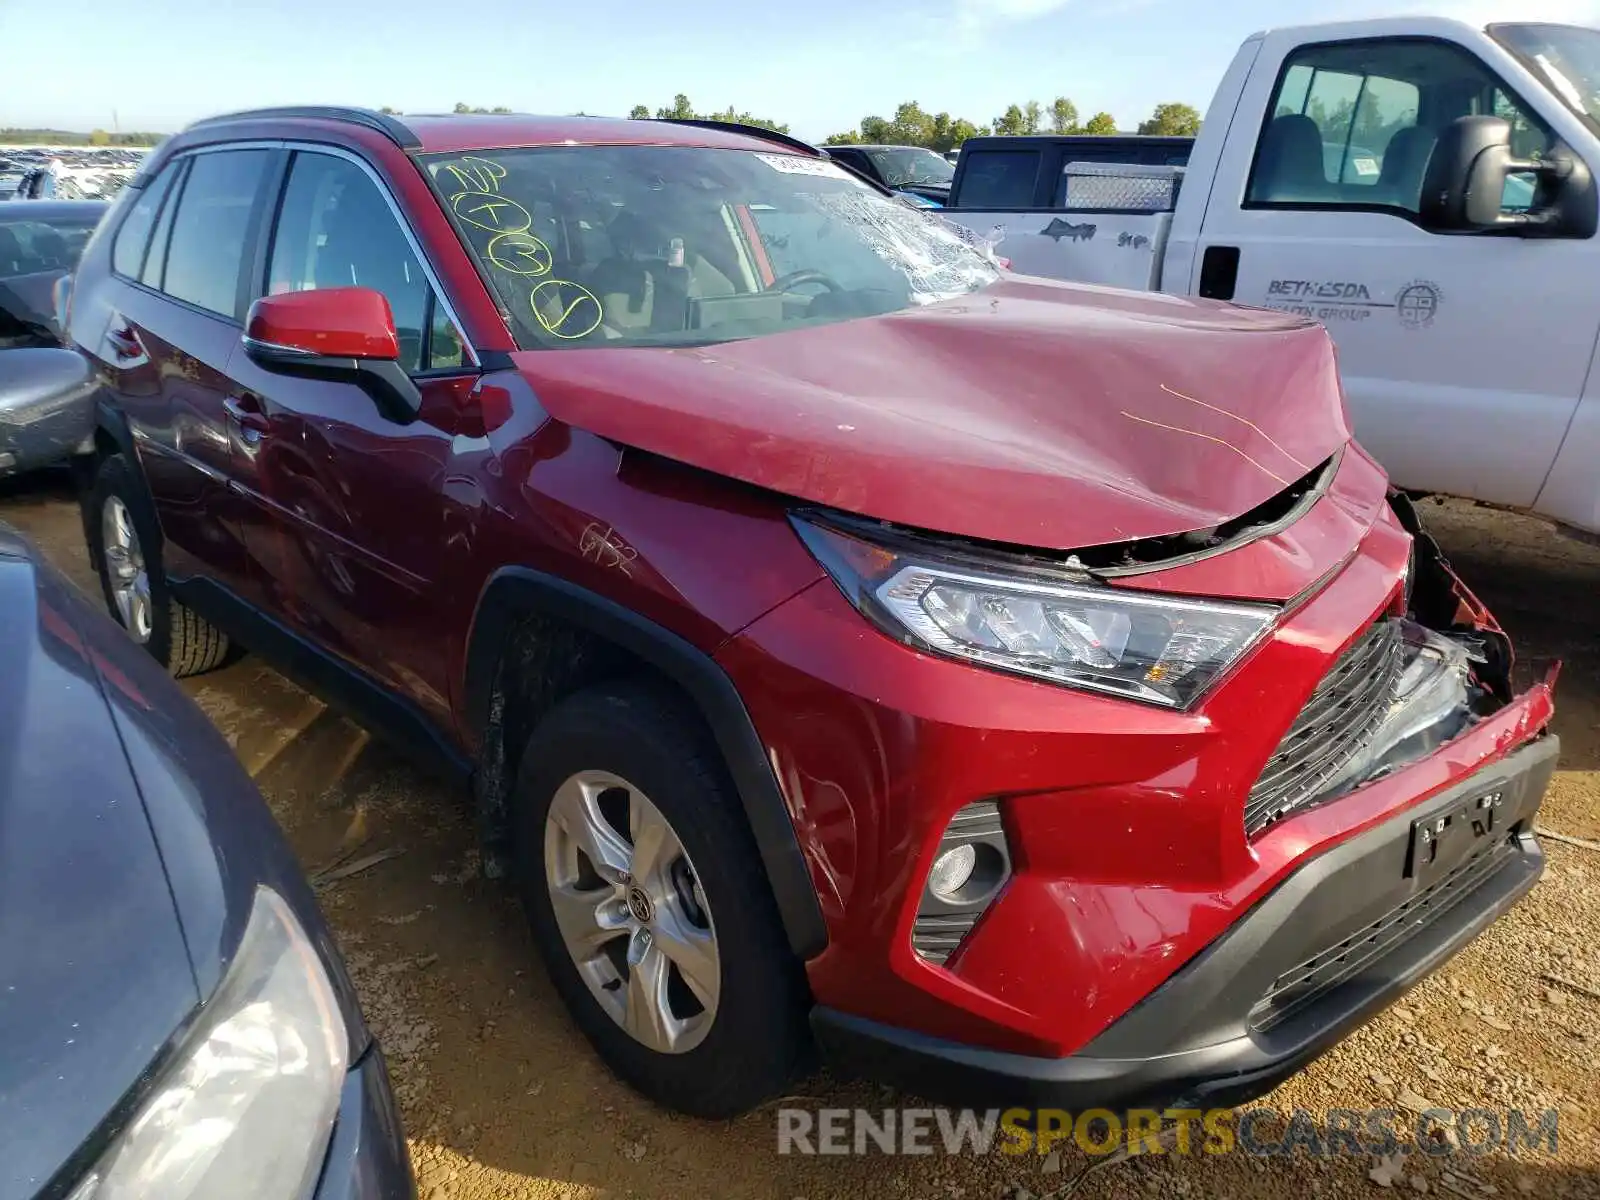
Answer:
xmin=776 ymin=1106 xmax=1561 ymax=1159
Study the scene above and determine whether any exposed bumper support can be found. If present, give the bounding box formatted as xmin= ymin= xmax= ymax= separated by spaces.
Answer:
xmin=813 ymin=736 xmax=1557 ymax=1111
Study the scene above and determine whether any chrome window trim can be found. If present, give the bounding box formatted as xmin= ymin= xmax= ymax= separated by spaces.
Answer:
xmin=240 ymin=335 xmax=316 ymax=358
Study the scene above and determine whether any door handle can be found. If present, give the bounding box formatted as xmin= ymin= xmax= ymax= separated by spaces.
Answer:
xmin=223 ymin=394 xmax=269 ymax=442
xmin=1197 ymin=245 xmax=1240 ymax=301
xmin=107 ymin=324 xmax=142 ymax=360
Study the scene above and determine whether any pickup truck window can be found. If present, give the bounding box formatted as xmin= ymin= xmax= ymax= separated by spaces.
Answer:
xmin=1248 ymin=38 xmax=1551 ymax=217
xmin=957 ymin=149 xmax=1040 ymax=208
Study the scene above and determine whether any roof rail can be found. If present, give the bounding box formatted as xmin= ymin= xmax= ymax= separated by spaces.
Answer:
xmin=652 ymin=118 xmax=822 ymax=157
xmin=187 ymin=106 xmax=420 ymax=149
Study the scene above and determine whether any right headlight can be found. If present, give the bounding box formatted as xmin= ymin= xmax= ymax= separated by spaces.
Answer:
xmin=70 ymin=886 xmax=348 ymax=1200
xmin=793 ymin=513 xmax=1279 ymax=709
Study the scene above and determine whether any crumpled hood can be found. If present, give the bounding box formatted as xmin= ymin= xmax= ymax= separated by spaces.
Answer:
xmin=513 ymin=275 xmax=1351 ymax=548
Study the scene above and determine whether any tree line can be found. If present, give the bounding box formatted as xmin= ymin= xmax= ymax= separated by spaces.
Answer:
xmin=825 ymin=98 xmax=1202 ymax=149
xmin=395 ymin=95 xmax=1202 ymax=152
xmin=1 ymin=128 xmax=163 ymax=147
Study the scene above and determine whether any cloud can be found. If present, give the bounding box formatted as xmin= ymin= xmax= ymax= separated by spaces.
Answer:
xmin=1321 ymin=0 xmax=1600 ymax=24
xmin=930 ymin=0 xmax=1075 ymax=42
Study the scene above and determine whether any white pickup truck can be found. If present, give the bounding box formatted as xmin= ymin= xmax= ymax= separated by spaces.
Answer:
xmin=944 ymin=17 xmax=1600 ymax=536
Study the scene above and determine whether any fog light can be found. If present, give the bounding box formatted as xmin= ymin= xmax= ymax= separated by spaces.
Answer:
xmin=913 ymin=800 xmax=1011 ymax=965
xmin=928 ymin=844 xmax=977 ymax=899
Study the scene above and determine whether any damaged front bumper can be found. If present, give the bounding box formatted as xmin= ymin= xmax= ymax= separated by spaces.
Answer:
xmin=812 ymin=507 xmax=1563 ymax=1108
xmin=813 ymin=734 xmax=1557 ymax=1110
xmin=729 ymin=461 xmax=1559 ymax=1107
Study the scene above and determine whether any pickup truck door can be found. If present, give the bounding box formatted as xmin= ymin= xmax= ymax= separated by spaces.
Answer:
xmin=1191 ymin=28 xmax=1600 ymax=509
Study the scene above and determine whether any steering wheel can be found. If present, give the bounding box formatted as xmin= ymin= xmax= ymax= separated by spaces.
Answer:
xmin=768 ymin=268 xmax=843 ymax=294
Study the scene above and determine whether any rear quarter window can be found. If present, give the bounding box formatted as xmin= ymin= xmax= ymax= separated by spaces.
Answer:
xmin=111 ymin=165 xmax=176 ymax=278
xmin=956 ymin=150 xmax=1040 ymax=208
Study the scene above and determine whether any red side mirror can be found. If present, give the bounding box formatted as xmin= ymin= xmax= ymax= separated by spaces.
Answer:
xmin=240 ymin=286 xmax=421 ymax=423
xmin=244 ymin=287 xmax=399 ymax=361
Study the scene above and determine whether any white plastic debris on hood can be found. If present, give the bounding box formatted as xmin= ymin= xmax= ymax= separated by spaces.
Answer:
xmin=939 ymin=217 xmax=1009 ymax=264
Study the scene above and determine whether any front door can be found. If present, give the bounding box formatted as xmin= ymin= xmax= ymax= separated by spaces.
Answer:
xmin=228 ymin=147 xmax=478 ymax=729
xmin=1194 ymin=32 xmax=1600 ymax=508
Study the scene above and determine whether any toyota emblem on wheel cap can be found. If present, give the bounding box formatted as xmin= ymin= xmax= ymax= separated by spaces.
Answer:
xmin=626 ymin=886 xmax=655 ymax=924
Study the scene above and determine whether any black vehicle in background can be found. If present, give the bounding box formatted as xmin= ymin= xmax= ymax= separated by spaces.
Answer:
xmin=946 ymin=135 xmax=1193 ymax=209
xmin=0 ymin=516 xmax=414 ymax=1200
xmin=824 ymin=144 xmax=955 ymax=203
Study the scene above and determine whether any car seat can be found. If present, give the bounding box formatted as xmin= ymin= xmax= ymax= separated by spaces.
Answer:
xmin=1253 ymin=114 xmax=1329 ymax=202
xmin=1377 ymin=125 xmax=1438 ymax=211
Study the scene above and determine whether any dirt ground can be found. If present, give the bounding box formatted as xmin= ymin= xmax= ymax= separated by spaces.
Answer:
xmin=4 ymin=472 xmax=1597 ymax=1200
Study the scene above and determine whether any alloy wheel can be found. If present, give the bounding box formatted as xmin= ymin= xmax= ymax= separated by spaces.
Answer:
xmin=543 ymin=769 xmax=721 ymax=1055
xmin=101 ymin=495 xmax=152 ymax=644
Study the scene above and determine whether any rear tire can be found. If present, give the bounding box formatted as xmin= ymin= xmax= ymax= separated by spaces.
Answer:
xmin=511 ymin=681 xmax=810 ymax=1117
xmin=86 ymin=453 xmax=230 ymax=677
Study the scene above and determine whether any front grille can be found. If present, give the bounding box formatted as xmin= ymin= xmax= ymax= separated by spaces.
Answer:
xmin=1249 ymin=836 xmax=1518 ymax=1031
xmin=1245 ymin=621 xmax=1406 ymax=836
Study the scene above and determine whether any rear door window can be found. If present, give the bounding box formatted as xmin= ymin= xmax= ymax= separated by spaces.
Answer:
xmin=163 ymin=149 xmax=272 ymax=319
xmin=955 ymin=149 xmax=1041 ymax=208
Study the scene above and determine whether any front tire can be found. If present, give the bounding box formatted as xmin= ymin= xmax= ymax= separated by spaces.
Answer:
xmin=511 ymin=682 xmax=809 ymax=1117
xmin=86 ymin=453 xmax=230 ymax=677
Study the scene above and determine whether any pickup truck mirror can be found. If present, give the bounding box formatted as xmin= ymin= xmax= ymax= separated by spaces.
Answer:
xmin=1422 ymin=115 xmax=1596 ymax=238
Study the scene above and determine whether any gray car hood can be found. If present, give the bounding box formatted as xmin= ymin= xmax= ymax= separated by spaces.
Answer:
xmin=0 ymin=535 xmax=199 ymax=1200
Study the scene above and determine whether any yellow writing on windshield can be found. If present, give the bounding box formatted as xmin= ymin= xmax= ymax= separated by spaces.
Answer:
xmin=442 ymin=156 xmax=507 ymax=195
xmin=530 ymin=279 xmax=603 ymax=340
xmin=451 ymin=190 xmax=532 ymax=234
xmin=488 ymin=231 xmax=553 ymax=277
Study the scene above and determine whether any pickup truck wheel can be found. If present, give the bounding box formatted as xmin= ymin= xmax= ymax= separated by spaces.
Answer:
xmin=511 ymin=682 xmax=809 ymax=1117
xmin=86 ymin=454 xmax=230 ymax=677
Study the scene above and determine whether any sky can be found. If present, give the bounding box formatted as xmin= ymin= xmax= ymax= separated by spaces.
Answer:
xmin=3 ymin=0 xmax=1599 ymax=141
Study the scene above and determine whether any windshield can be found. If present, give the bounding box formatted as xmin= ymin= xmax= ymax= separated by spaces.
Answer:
xmin=1492 ymin=23 xmax=1600 ymax=127
xmin=425 ymin=146 xmax=995 ymax=349
xmin=865 ymin=147 xmax=956 ymax=189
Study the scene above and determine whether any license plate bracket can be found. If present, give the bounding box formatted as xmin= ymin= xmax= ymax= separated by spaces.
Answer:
xmin=1406 ymin=788 xmax=1504 ymax=884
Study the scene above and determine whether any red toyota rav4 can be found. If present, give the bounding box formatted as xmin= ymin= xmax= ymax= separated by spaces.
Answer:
xmin=66 ymin=107 xmax=1558 ymax=1119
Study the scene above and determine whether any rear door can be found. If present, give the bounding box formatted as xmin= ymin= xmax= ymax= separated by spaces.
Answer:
xmin=98 ymin=145 xmax=281 ymax=593
xmin=225 ymin=145 xmax=477 ymax=728
xmin=1193 ymin=32 xmax=1600 ymax=506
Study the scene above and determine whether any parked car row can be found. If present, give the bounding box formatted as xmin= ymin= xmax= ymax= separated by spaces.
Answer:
xmin=29 ymin=95 xmax=1557 ymax=1135
xmin=1 ymin=147 xmax=145 ymax=202
xmin=822 ymin=142 xmax=955 ymax=205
